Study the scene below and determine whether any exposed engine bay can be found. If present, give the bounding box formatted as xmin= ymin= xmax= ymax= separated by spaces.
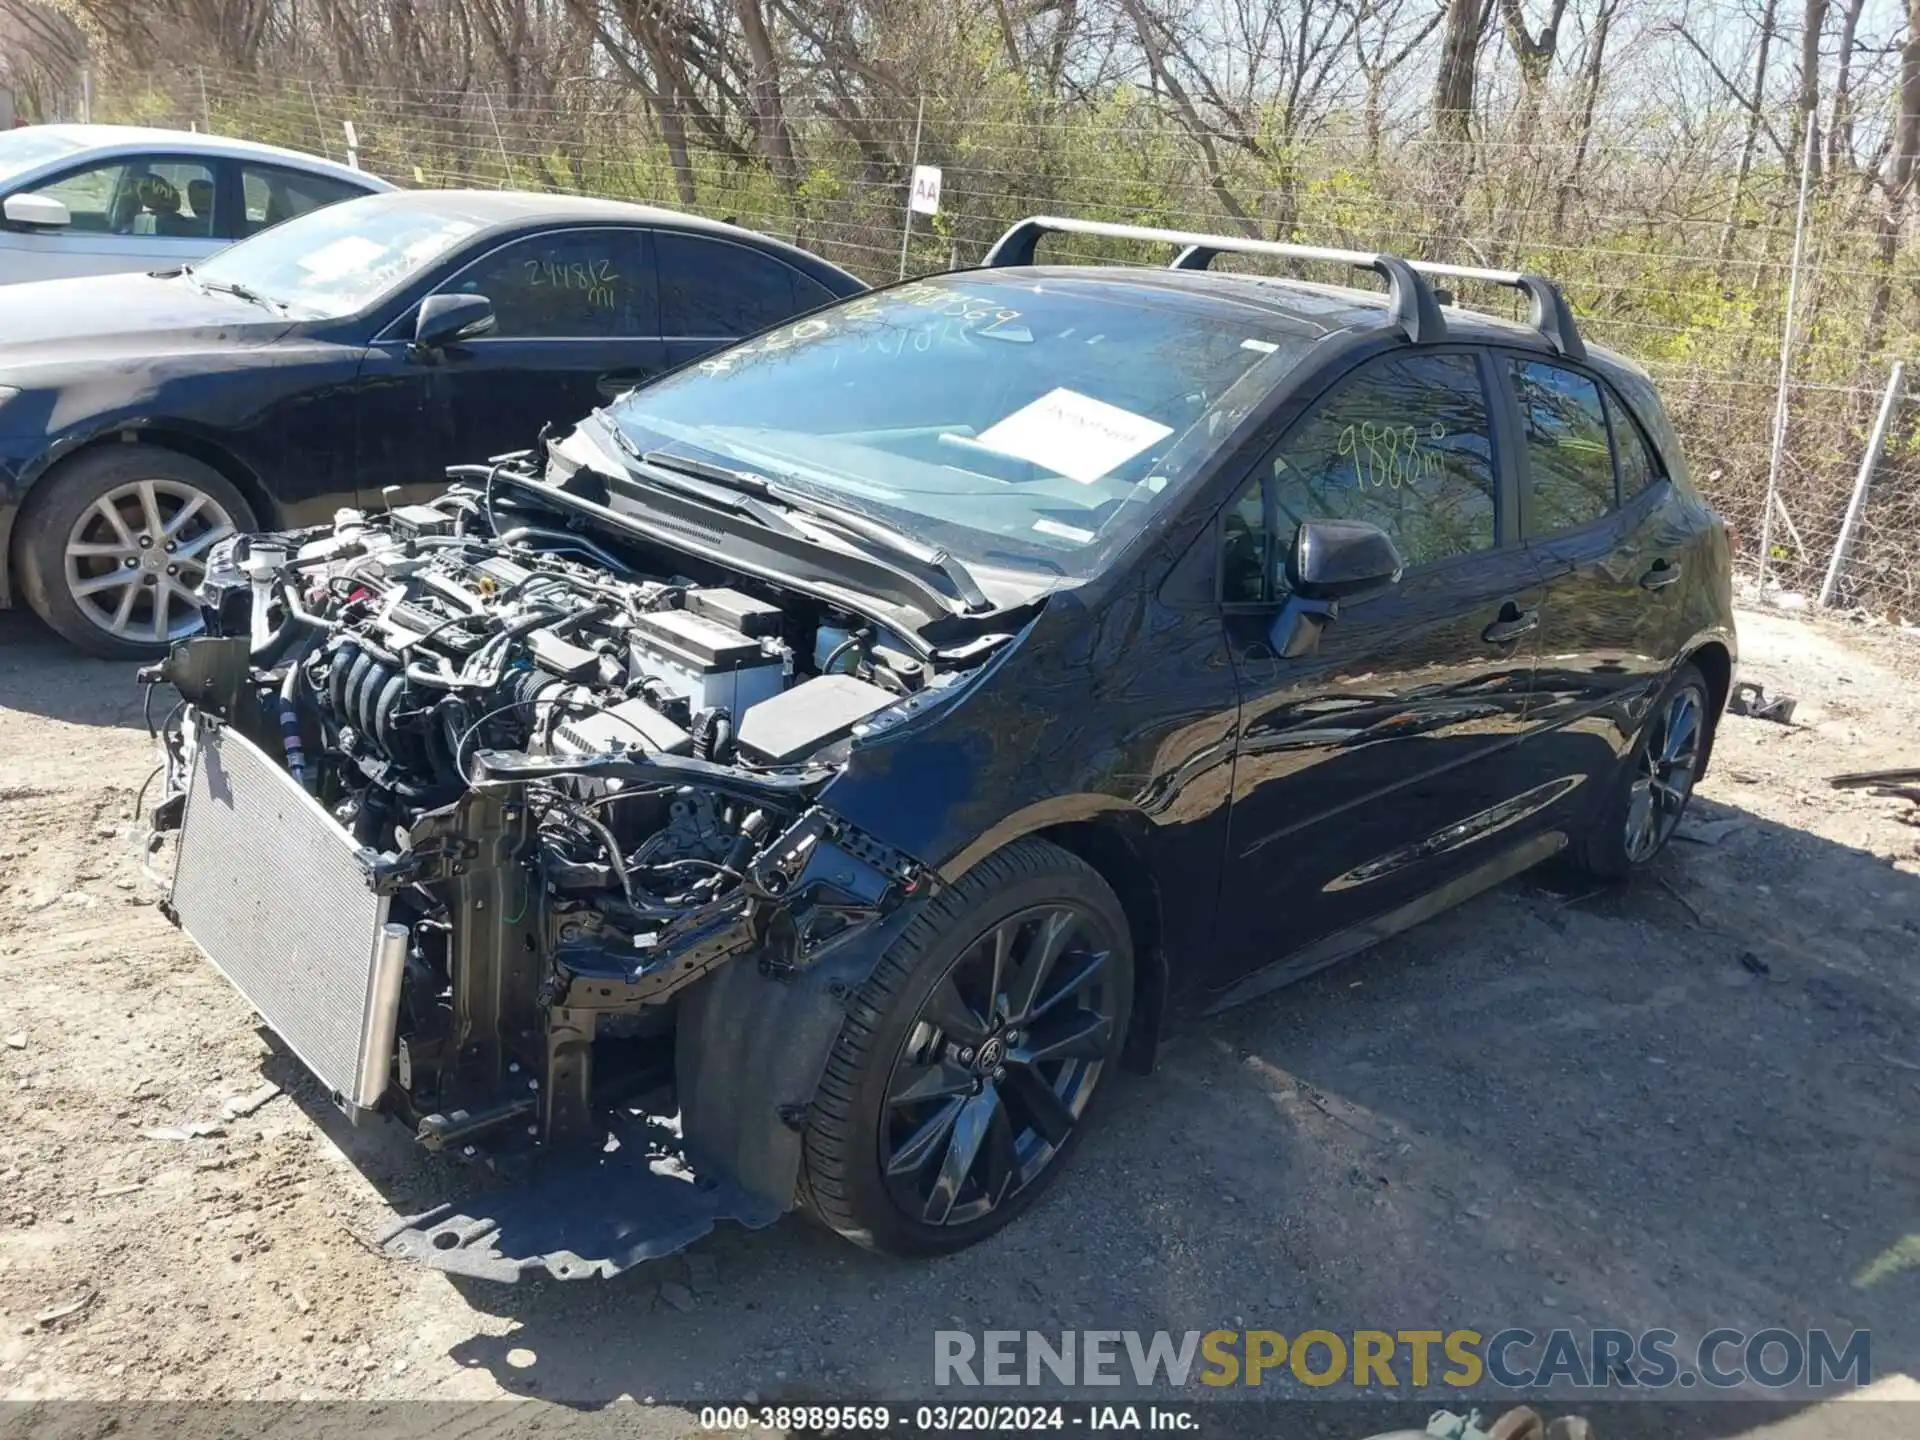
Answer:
xmin=141 ymin=466 xmax=991 ymax=1233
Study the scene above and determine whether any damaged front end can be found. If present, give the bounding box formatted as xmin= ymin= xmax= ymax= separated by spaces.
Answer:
xmin=143 ymin=472 xmax=957 ymax=1278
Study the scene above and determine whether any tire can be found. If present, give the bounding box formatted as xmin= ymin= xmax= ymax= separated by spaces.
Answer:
xmin=1568 ymin=662 xmax=1712 ymax=880
xmin=802 ymin=837 xmax=1134 ymax=1256
xmin=15 ymin=445 xmax=256 ymax=660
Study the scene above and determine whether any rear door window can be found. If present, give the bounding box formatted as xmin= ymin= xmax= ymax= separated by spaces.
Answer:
xmin=1511 ymin=359 xmax=1615 ymax=535
xmin=1609 ymin=397 xmax=1663 ymax=500
xmin=656 ymin=232 xmax=804 ymax=338
xmin=239 ymin=165 xmax=369 ymax=237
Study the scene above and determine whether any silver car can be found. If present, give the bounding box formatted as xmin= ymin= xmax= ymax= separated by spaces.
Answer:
xmin=0 ymin=124 xmax=391 ymax=284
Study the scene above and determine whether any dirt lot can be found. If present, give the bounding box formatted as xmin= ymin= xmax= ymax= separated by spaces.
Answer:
xmin=2 ymin=602 xmax=1918 ymax=1430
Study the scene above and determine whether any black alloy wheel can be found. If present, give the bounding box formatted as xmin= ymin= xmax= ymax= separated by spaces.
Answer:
xmin=1624 ymin=681 xmax=1706 ymax=863
xmin=879 ymin=904 xmax=1120 ymax=1228
xmin=1570 ymin=661 xmax=1713 ymax=879
xmin=802 ymin=837 xmax=1134 ymax=1256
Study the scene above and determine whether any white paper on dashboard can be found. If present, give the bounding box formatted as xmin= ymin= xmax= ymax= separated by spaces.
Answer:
xmin=974 ymin=388 xmax=1173 ymax=484
xmin=296 ymin=235 xmax=387 ymax=279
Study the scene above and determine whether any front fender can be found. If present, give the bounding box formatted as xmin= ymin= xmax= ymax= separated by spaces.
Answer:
xmin=676 ymin=900 xmax=922 ymax=1209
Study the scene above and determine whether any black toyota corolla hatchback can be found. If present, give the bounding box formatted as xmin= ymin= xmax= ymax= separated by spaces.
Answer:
xmin=145 ymin=216 xmax=1735 ymax=1278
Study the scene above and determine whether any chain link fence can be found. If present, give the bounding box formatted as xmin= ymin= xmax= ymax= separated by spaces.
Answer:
xmin=110 ymin=66 xmax=1920 ymax=622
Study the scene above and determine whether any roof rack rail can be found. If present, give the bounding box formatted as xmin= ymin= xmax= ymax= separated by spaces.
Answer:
xmin=982 ymin=215 xmax=1590 ymax=361
xmin=982 ymin=215 xmax=1445 ymax=345
xmin=1405 ymin=261 xmax=1586 ymax=362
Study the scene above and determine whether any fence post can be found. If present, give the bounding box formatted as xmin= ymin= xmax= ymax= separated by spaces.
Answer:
xmin=1756 ymin=112 xmax=1818 ymax=592
xmin=899 ymin=95 xmax=925 ymax=282
xmin=197 ymin=67 xmax=210 ymax=132
xmin=307 ymin=80 xmax=329 ymax=160
xmin=1818 ymin=361 xmax=1906 ymax=609
xmin=483 ymin=92 xmax=515 ymax=189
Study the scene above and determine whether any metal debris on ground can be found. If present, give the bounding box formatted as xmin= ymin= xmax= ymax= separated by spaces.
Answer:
xmin=1829 ymin=765 xmax=1920 ymax=794
xmin=220 ymin=1082 xmax=281 ymax=1119
xmin=34 ymin=1289 xmax=95 ymax=1327
xmin=141 ymin=1121 xmax=226 ymax=1142
xmin=1673 ymin=816 xmax=1750 ymax=846
xmin=1728 ymin=681 xmax=1797 ymax=724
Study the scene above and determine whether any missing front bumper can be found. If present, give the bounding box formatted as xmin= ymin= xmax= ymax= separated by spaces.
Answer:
xmin=374 ymin=1111 xmax=781 ymax=1281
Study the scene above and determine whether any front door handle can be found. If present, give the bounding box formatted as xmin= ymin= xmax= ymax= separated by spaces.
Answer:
xmin=598 ymin=369 xmax=653 ymax=398
xmin=1482 ymin=603 xmax=1540 ymax=645
xmin=1640 ymin=559 xmax=1683 ymax=590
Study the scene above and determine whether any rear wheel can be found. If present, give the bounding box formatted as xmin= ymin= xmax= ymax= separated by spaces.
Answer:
xmin=1570 ymin=663 xmax=1710 ymax=879
xmin=15 ymin=445 xmax=254 ymax=659
xmin=802 ymin=838 xmax=1133 ymax=1256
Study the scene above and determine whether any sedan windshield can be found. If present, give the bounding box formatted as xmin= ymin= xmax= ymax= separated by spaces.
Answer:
xmin=0 ymin=128 xmax=87 ymax=187
xmin=192 ymin=197 xmax=484 ymax=319
xmin=607 ymin=274 xmax=1314 ymax=578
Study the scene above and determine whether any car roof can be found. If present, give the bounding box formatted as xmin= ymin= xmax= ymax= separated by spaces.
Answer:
xmin=20 ymin=124 xmax=392 ymax=190
xmin=340 ymin=188 xmax=863 ymax=288
xmin=982 ymin=263 xmax=1649 ymax=384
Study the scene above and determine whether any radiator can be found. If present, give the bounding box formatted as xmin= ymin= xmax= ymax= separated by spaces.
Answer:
xmin=170 ymin=723 xmax=406 ymax=1110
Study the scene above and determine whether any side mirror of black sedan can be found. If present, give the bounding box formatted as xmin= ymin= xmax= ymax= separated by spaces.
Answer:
xmin=414 ymin=293 xmax=497 ymax=352
xmin=1286 ymin=518 xmax=1405 ymax=601
xmin=1271 ymin=519 xmax=1405 ymax=658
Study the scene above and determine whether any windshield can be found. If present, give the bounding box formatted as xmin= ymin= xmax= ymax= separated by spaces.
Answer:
xmin=193 ymin=198 xmax=483 ymax=319
xmin=606 ymin=275 xmax=1313 ymax=579
xmin=0 ymin=128 xmax=86 ymax=187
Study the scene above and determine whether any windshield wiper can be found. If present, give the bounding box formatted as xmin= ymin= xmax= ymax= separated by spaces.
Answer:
xmin=585 ymin=414 xmax=804 ymax=538
xmin=201 ymin=279 xmax=287 ymax=313
xmin=640 ymin=447 xmax=994 ymax=614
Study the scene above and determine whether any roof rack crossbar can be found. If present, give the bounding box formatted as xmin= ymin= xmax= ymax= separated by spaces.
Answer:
xmin=1406 ymin=261 xmax=1587 ymax=361
xmin=983 ymin=215 xmax=1446 ymax=345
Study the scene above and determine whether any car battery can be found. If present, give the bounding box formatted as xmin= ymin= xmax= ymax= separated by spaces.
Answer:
xmin=628 ymin=607 xmax=786 ymax=717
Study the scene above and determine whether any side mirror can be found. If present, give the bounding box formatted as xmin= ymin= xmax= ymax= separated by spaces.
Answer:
xmin=1270 ymin=519 xmax=1404 ymax=659
xmin=413 ymin=292 xmax=495 ymax=351
xmin=3 ymin=192 xmax=71 ymax=229
xmin=1286 ymin=518 xmax=1404 ymax=601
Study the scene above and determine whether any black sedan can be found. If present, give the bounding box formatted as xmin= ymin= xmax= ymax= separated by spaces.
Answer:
xmin=0 ymin=189 xmax=863 ymax=656
xmin=143 ymin=216 xmax=1738 ymax=1273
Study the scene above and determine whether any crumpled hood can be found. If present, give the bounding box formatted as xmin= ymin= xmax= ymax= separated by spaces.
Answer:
xmin=0 ymin=271 xmax=292 ymax=367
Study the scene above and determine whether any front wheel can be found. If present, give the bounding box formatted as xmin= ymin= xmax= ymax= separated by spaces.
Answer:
xmin=1570 ymin=663 xmax=1711 ymax=879
xmin=802 ymin=838 xmax=1134 ymax=1256
xmin=15 ymin=445 xmax=255 ymax=660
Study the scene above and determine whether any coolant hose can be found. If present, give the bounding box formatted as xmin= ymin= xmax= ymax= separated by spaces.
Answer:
xmin=277 ymin=636 xmax=320 ymax=790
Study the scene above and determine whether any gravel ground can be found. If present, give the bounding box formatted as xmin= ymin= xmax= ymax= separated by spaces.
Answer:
xmin=1 ymin=603 xmax=1917 ymax=1437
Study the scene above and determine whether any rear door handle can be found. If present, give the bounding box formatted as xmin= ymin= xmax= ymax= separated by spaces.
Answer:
xmin=1482 ymin=604 xmax=1540 ymax=645
xmin=1640 ymin=559 xmax=1683 ymax=591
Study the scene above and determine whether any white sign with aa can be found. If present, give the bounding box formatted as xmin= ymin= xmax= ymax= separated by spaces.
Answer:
xmin=909 ymin=165 xmax=942 ymax=216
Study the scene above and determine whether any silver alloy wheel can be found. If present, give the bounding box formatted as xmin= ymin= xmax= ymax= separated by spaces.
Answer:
xmin=62 ymin=479 xmax=235 ymax=645
xmin=1624 ymin=685 xmax=1705 ymax=863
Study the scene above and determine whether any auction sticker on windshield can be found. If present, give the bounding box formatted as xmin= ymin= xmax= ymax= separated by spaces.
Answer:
xmin=975 ymin=388 xmax=1172 ymax=484
xmin=297 ymin=234 xmax=388 ymax=280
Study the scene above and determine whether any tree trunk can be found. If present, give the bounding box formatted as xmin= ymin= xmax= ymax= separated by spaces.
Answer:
xmin=1433 ymin=0 xmax=1481 ymax=145
xmin=1716 ymin=0 xmax=1780 ymax=271
xmin=1432 ymin=0 xmax=1483 ymax=242
xmin=1829 ymin=0 xmax=1868 ymax=170
xmin=1553 ymin=0 xmax=1616 ymax=238
xmin=1865 ymin=0 xmax=1920 ymax=357
xmin=736 ymin=0 xmax=803 ymax=199
xmin=1798 ymin=0 xmax=1827 ymax=181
